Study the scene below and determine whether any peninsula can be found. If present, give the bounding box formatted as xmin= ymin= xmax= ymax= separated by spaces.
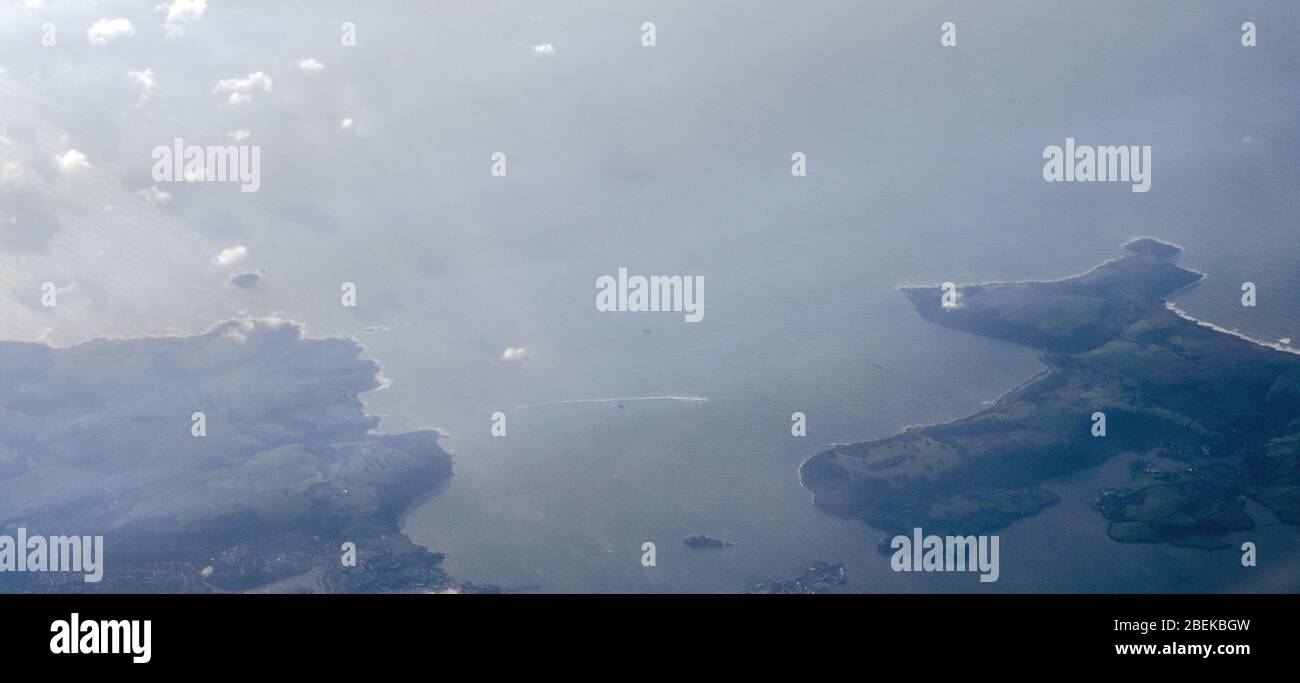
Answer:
xmin=800 ymin=239 xmax=1300 ymax=548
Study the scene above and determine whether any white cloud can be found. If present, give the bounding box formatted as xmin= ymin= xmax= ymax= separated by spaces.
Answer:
xmin=139 ymin=185 xmax=172 ymax=206
xmin=213 ymin=71 xmax=272 ymax=104
xmin=127 ymin=69 xmax=157 ymax=103
xmin=213 ymin=71 xmax=273 ymax=94
xmin=500 ymin=347 xmax=531 ymax=361
xmin=339 ymin=118 xmax=354 ymax=130
xmin=228 ymin=129 xmax=251 ymax=142
xmin=212 ymin=245 xmax=248 ymax=267
xmin=297 ymin=58 xmax=325 ymax=74
xmin=160 ymin=0 xmax=207 ymax=38
xmin=532 ymin=43 xmax=555 ymax=55
xmin=87 ymin=18 xmax=135 ymax=45
xmin=56 ymin=149 xmax=91 ymax=173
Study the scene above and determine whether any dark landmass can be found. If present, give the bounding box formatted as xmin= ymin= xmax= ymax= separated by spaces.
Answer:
xmin=747 ymin=561 xmax=846 ymax=594
xmin=800 ymin=239 xmax=1300 ymax=546
xmin=684 ymin=533 xmax=733 ymax=549
xmin=0 ymin=319 xmax=474 ymax=593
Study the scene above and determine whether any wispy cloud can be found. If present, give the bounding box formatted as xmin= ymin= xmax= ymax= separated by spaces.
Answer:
xmin=128 ymin=68 xmax=157 ymax=92
xmin=139 ymin=185 xmax=172 ymax=206
xmin=160 ymin=0 xmax=207 ymax=38
xmin=127 ymin=68 xmax=157 ymax=103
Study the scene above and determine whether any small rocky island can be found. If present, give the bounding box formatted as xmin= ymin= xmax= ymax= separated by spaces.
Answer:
xmin=801 ymin=239 xmax=1300 ymax=548
xmin=684 ymin=534 xmax=734 ymax=549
